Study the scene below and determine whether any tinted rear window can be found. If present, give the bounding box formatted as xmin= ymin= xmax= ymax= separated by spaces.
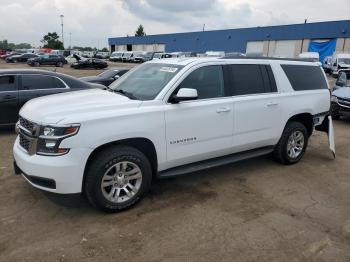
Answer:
xmin=281 ymin=65 xmax=328 ymax=90
xmin=225 ymin=64 xmax=276 ymax=96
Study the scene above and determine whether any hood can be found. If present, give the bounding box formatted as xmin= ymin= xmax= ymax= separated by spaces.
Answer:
xmin=339 ymin=63 xmax=350 ymax=68
xmin=20 ymin=88 xmax=142 ymax=125
xmin=332 ymin=87 xmax=350 ymax=99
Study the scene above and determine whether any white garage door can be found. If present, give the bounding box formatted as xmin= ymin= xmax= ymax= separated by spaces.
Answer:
xmin=274 ymin=40 xmax=297 ymax=58
xmin=115 ymin=45 xmax=127 ymax=51
xmin=246 ymin=41 xmax=264 ymax=54
xmin=131 ymin=44 xmax=165 ymax=52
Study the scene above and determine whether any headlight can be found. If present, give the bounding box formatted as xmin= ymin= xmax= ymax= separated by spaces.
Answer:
xmin=331 ymin=96 xmax=338 ymax=103
xmin=36 ymin=124 xmax=80 ymax=156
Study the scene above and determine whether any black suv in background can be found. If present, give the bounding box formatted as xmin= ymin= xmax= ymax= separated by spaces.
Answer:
xmin=27 ymin=54 xmax=67 ymax=67
xmin=0 ymin=69 xmax=104 ymax=125
xmin=6 ymin=53 xmax=38 ymax=63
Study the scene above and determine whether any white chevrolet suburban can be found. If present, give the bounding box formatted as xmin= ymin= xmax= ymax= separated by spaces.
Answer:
xmin=13 ymin=57 xmax=334 ymax=212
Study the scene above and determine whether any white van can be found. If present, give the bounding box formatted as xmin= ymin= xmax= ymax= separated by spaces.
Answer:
xmin=331 ymin=53 xmax=350 ymax=76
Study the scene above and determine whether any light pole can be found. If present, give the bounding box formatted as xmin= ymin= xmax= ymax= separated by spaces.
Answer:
xmin=60 ymin=14 xmax=64 ymax=48
xmin=69 ymin=32 xmax=72 ymax=49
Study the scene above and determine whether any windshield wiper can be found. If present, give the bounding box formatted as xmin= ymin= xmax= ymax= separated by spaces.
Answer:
xmin=113 ymin=89 xmax=138 ymax=100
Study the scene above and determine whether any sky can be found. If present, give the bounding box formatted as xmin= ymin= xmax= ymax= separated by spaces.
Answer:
xmin=0 ymin=0 xmax=349 ymax=48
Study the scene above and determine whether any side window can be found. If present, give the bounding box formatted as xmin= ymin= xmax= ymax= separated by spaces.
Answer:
xmin=229 ymin=64 xmax=266 ymax=95
xmin=0 ymin=75 xmax=16 ymax=92
xmin=178 ymin=65 xmax=225 ymax=100
xmin=52 ymin=77 xmax=66 ymax=89
xmin=21 ymin=75 xmax=58 ymax=90
xmin=281 ymin=65 xmax=328 ymax=91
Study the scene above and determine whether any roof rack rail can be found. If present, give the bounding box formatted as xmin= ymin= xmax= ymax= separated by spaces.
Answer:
xmin=220 ymin=55 xmax=317 ymax=62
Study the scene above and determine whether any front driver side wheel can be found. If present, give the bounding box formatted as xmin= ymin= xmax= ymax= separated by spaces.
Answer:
xmin=84 ymin=146 xmax=152 ymax=212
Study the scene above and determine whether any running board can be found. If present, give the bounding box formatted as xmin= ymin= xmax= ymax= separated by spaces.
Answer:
xmin=157 ymin=146 xmax=274 ymax=178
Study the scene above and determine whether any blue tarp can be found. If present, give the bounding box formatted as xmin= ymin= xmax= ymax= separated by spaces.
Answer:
xmin=308 ymin=39 xmax=336 ymax=62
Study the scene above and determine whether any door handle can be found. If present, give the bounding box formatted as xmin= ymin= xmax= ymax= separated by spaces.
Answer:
xmin=216 ymin=107 xmax=231 ymax=113
xmin=267 ymin=102 xmax=279 ymax=107
xmin=3 ymin=95 xmax=16 ymax=100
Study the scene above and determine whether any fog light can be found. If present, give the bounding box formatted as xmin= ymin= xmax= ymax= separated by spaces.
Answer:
xmin=45 ymin=140 xmax=57 ymax=148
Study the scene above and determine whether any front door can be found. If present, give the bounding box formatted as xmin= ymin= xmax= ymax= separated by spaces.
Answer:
xmin=0 ymin=75 xmax=19 ymax=125
xmin=164 ymin=65 xmax=234 ymax=168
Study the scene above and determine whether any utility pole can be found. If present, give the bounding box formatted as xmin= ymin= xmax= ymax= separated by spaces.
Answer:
xmin=60 ymin=14 xmax=64 ymax=48
xmin=69 ymin=32 xmax=72 ymax=49
xmin=203 ymin=24 xmax=206 ymax=31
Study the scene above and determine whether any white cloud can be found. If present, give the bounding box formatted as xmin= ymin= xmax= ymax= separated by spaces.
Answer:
xmin=0 ymin=0 xmax=349 ymax=47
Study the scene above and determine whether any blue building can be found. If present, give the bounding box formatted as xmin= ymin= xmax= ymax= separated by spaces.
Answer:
xmin=108 ymin=20 xmax=350 ymax=60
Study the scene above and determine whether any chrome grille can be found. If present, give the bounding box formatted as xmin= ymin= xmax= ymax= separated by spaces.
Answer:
xmin=19 ymin=133 xmax=31 ymax=152
xmin=19 ymin=116 xmax=35 ymax=132
xmin=338 ymin=98 xmax=350 ymax=108
xmin=17 ymin=116 xmax=38 ymax=154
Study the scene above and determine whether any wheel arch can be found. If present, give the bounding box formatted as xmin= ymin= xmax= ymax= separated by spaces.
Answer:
xmin=286 ymin=113 xmax=314 ymax=136
xmin=82 ymin=137 xmax=158 ymax=191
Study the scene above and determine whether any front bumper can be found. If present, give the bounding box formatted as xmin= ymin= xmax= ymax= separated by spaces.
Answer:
xmin=13 ymin=136 xmax=93 ymax=194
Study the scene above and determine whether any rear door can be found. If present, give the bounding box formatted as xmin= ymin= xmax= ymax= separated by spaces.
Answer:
xmin=0 ymin=75 xmax=19 ymax=124
xmin=19 ymin=74 xmax=69 ymax=108
xmin=226 ymin=64 xmax=282 ymax=152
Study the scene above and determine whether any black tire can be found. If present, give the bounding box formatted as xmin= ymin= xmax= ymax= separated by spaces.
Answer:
xmin=13 ymin=59 xmax=17 ymax=63
xmin=84 ymin=146 xmax=152 ymax=212
xmin=332 ymin=115 xmax=340 ymax=120
xmin=56 ymin=61 xmax=63 ymax=67
xmin=34 ymin=61 xmax=40 ymax=67
xmin=273 ymin=121 xmax=308 ymax=165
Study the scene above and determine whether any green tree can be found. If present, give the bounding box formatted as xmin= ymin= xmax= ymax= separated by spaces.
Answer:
xmin=135 ymin=24 xmax=146 ymax=37
xmin=0 ymin=40 xmax=32 ymax=50
xmin=101 ymin=47 xmax=109 ymax=52
xmin=0 ymin=40 xmax=9 ymax=49
xmin=41 ymin=32 xmax=64 ymax=49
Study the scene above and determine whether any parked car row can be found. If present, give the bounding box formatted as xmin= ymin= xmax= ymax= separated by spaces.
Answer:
xmin=323 ymin=53 xmax=350 ymax=77
xmin=109 ymin=51 xmax=202 ymax=63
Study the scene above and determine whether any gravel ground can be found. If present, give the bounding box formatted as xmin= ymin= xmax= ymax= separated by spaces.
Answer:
xmin=0 ymin=60 xmax=349 ymax=262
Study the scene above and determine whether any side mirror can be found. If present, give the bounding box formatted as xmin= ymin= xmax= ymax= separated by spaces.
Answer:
xmin=114 ymin=75 xmax=120 ymax=80
xmin=170 ymin=88 xmax=198 ymax=103
xmin=333 ymin=63 xmax=337 ymax=67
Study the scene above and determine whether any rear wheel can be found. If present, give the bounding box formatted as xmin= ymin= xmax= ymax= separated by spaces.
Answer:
xmin=56 ymin=61 xmax=63 ymax=67
xmin=274 ymin=121 xmax=308 ymax=165
xmin=34 ymin=61 xmax=40 ymax=67
xmin=84 ymin=146 xmax=152 ymax=212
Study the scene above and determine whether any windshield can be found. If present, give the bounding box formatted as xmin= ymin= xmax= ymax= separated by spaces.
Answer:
xmin=109 ymin=63 xmax=184 ymax=100
xmin=339 ymin=58 xmax=350 ymax=64
xmin=98 ymin=70 xmax=118 ymax=78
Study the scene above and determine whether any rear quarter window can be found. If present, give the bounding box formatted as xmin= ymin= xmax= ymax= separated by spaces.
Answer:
xmin=281 ymin=64 xmax=328 ymax=91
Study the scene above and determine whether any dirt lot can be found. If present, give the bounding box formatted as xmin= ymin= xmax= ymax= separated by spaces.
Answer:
xmin=0 ymin=61 xmax=350 ymax=262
